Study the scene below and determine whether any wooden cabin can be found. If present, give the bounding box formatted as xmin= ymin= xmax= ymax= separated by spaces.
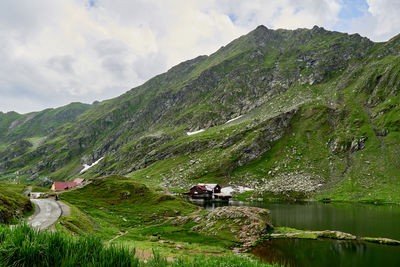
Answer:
xmin=186 ymin=185 xmax=212 ymax=199
xmin=184 ymin=184 xmax=231 ymax=201
xmin=199 ymin=184 xmax=221 ymax=193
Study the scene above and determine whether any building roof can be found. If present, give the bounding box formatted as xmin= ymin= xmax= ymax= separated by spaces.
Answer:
xmin=198 ymin=184 xmax=219 ymax=191
xmin=191 ymin=185 xmax=208 ymax=191
xmin=53 ymin=182 xmax=77 ymax=191
xmin=73 ymin=178 xmax=84 ymax=184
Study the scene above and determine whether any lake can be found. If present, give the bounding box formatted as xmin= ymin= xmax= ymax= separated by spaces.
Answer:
xmin=194 ymin=200 xmax=400 ymax=266
xmin=198 ymin=200 xmax=400 ymax=239
xmin=251 ymin=238 xmax=400 ymax=267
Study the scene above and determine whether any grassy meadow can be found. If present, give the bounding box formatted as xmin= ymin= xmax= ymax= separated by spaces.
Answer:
xmin=57 ymin=175 xmax=242 ymax=259
xmin=0 ymin=224 xmax=277 ymax=267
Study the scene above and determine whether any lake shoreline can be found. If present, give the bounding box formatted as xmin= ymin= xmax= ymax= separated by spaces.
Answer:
xmin=231 ymin=196 xmax=400 ymax=207
xmin=259 ymin=227 xmax=400 ymax=246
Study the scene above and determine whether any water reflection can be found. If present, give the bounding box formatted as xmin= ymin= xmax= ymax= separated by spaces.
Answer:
xmin=251 ymin=239 xmax=400 ymax=267
xmin=193 ymin=200 xmax=400 ymax=240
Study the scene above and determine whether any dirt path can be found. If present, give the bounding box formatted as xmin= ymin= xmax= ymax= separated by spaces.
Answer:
xmin=109 ymin=231 xmax=129 ymax=242
xmin=28 ymin=199 xmax=64 ymax=230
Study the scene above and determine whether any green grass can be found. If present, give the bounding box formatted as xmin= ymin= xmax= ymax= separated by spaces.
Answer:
xmin=0 ymin=224 xmax=277 ymax=266
xmin=273 ymin=227 xmax=318 ymax=239
xmin=59 ymin=176 xmax=196 ymax=239
xmin=0 ymin=224 xmax=140 ymax=267
xmin=55 ymin=204 xmax=97 ymax=235
xmin=58 ymin=176 xmax=260 ymax=258
xmin=2 ymin=102 xmax=91 ymax=144
xmin=31 ymin=185 xmax=51 ymax=192
xmin=0 ymin=183 xmax=32 ymax=224
xmin=120 ymin=220 xmax=238 ymax=250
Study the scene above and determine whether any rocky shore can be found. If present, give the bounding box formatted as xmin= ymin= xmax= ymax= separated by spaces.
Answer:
xmin=270 ymin=229 xmax=400 ymax=246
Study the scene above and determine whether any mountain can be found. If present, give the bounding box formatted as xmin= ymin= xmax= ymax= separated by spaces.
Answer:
xmin=1 ymin=25 xmax=400 ymax=202
xmin=0 ymin=102 xmax=91 ymax=143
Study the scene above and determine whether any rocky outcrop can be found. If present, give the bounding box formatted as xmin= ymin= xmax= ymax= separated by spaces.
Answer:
xmin=329 ymin=136 xmax=367 ymax=154
xmin=172 ymin=206 xmax=273 ymax=247
xmin=350 ymin=137 xmax=367 ymax=152
xmin=260 ymin=172 xmax=324 ymax=195
xmin=0 ymin=139 xmax=32 ymax=162
xmin=235 ymin=110 xmax=296 ymax=168
xmin=271 ymin=229 xmax=400 ymax=246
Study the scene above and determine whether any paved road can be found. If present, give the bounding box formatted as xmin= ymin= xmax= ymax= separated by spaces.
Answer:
xmin=29 ymin=199 xmax=62 ymax=230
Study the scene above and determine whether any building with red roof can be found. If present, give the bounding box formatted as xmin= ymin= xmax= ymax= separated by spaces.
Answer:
xmin=50 ymin=181 xmax=77 ymax=191
xmin=183 ymin=184 xmax=230 ymax=201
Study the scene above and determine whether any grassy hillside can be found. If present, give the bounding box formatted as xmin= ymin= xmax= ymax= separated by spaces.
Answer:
xmin=60 ymin=175 xmax=196 ymax=237
xmin=0 ymin=183 xmax=32 ymax=223
xmin=0 ymin=102 xmax=91 ymax=173
xmin=1 ymin=26 xmax=400 ymax=202
xmin=58 ymin=176 xmax=271 ymax=257
xmin=0 ymin=102 xmax=91 ymax=143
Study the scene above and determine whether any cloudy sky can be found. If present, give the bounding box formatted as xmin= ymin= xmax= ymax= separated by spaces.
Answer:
xmin=1 ymin=0 xmax=399 ymax=113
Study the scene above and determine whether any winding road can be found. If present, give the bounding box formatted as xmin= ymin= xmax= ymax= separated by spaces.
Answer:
xmin=28 ymin=199 xmax=63 ymax=230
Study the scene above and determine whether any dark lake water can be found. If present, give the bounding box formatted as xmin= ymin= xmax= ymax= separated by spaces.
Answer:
xmin=197 ymin=200 xmax=400 ymax=240
xmin=193 ymin=200 xmax=400 ymax=266
xmin=251 ymin=238 xmax=400 ymax=267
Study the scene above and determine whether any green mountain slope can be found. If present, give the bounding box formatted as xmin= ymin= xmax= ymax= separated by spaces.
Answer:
xmin=0 ymin=102 xmax=91 ymax=143
xmin=0 ymin=102 xmax=91 ymax=179
xmin=1 ymin=25 xmax=400 ymax=202
xmin=0 ymin=183 xmax=32 ymax=223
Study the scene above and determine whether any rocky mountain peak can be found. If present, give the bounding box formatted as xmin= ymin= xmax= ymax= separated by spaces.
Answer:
xmin=1 ymin=26 xmax=400 ymax=203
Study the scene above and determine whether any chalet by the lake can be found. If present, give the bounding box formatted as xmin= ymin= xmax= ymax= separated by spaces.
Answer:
xmin=185 ymin=184 xmax=231 ymax=201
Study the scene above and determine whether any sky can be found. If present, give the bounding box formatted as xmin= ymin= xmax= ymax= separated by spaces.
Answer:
xmin=1 ymin=0 xmax=400 ymax=114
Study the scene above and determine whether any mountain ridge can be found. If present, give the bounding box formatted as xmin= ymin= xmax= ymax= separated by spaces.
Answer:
xmin=1 ymin=25 xmax=400 ymax=202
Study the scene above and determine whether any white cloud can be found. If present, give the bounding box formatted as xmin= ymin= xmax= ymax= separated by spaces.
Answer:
xmin=349 ymin=0 xmax=400 ymax=42
xmin=209 ymin=0 xmax=341 ymax=29
xmin=1 ymin=0 xmax=396 ymax=114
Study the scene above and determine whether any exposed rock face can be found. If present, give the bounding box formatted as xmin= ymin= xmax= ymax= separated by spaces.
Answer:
xmin=1 ymin=26 xmax=400 ymax=202
xmin=329 ymin=136 xmax=367 ymax=154
xmin=0 ymin=26 xmax=374 ymax=179
xmin=172 ymin=206 xmax=273 ymax=247
xmin=260 ymin=172 xmax=323 ymax=195
xmin=0 ymin=139 xmax=32 ymax=162
xmin=350 ymin=137 xmax=367 ymax=152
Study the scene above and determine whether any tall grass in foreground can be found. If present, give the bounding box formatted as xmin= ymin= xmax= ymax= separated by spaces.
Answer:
xmin=0 ymin=224 xmax=277 ymax=267
xmin=0 ymin=224 xmax=138 ymax=267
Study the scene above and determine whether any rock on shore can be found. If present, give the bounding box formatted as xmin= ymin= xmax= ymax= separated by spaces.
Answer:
xmin=172 ymin=206 xmax=273 ymax=247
